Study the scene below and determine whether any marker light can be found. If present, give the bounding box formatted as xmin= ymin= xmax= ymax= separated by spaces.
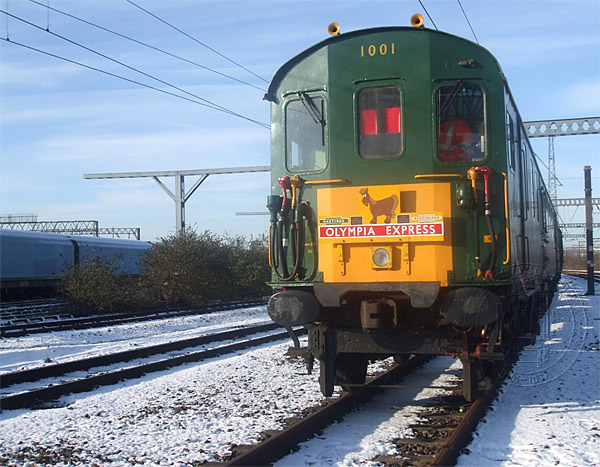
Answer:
xmin=328 ymin=22 xmax=341 ymax=36
xmin=411 ymin=14 xmax=425 ymax=28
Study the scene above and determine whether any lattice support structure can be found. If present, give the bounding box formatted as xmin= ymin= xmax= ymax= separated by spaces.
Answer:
xmin=548 ymin=135 xmax=556 ymax=200
xmin=0 ymin=221 xmax=141 ymax=239
xmin=524 ymin=117 xmax=600 ymax=138
xmin=524 ymin=117 xmax=599 ymax=205
xmin=98 ymin=228 xmax=141 ymax=240
xmin=0 ymin=220 xmax=99 ymax=235
xmin=553 ymin=198 xmax=600 ymax=207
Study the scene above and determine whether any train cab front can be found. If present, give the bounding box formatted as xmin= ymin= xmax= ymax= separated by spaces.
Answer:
xmin=265 ymin=21 xmax=510 ymax=399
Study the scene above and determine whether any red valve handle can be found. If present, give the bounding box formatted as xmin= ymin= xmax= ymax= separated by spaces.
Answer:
xmin=474 ymin=167 xmax=493 ymax=204
xmin=277 ymin=176 xmax=291 ymax=211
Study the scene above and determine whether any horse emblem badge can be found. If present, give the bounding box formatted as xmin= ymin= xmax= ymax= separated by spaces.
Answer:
xmin=359 ymin=188 xmax=398 ymax=224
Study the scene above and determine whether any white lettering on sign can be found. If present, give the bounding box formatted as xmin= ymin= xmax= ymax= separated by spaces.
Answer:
xmin=319 ymin=222 xmax=443 ymax=239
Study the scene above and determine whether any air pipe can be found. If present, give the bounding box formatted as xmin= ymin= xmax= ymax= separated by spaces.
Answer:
xmin=473 ymin=166 xmax=496 ymax=279
xmin=267 ymin=176 xmax=305 ymax=281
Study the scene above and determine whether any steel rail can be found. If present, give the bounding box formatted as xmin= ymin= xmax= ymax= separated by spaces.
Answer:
xmin=430 ymin=374 xmax=504 ymax=466
xmin=1 ymin=298 xmax=266 ymax=338
xmin=1 ymin=322 xmax=280 ymax=387
xmin=1 ymin=327 xmax=297 ymax=411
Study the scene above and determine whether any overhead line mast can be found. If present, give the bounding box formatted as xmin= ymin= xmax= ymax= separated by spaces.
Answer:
xmin=84 ymin=167 xmax=271 ymax=233
xmin=525 ymin=117 xmax=600 ymax=202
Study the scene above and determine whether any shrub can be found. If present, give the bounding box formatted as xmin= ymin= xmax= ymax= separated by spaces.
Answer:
xmin=140 ymin=230 xmax=271 ymax=306
xmin=59 ymin=253 xmax=142 ymax=312
xmin=59 ymin=229 xmax=271 ymax=312
xmin=226 ymin=233 xmax=270 ymax=299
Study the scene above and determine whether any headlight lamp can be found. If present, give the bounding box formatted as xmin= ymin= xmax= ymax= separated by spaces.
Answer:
xmin=372 ymin=247 xmax=392 ymax=268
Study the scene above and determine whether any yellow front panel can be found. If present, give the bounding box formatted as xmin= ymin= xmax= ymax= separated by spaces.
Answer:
xmin=317 ymin=183 xmax=453 ymax=285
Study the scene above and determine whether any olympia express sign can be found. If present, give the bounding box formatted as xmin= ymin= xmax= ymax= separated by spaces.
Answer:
xmin=318 ymin=222 xmax=443 ymax=239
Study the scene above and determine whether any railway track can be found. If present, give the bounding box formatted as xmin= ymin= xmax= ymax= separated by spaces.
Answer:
xmin=1 ymin=298 xmax=266 ymax=338
xmin=0 ymin=299 xmax=73 ymax=326
xmin=1 ymin=322 xmax=295 ymax=410
xmin=564 ymin=270 xmax=599 ymax=283
xmin=220 ymin=355 xmax=430 ymax=466
xmin=210 ymin=354 xmax=504 ymax=467
xmin=376 ymin=377 xmax=504 ymax=466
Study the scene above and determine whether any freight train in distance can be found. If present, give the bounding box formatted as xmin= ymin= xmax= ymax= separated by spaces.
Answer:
xmin=0 ymin=229 xmax=152 ymax=300
xmin=266 ymin=15 xmax=563 ymax=401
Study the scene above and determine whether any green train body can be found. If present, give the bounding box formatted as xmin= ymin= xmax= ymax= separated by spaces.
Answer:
xmin=265 ymin=21 xmax=562 ymax=400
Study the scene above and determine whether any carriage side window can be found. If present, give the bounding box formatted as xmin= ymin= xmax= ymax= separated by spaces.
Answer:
xmin=507 ymin=113 xmax=515 ymax=170
xmin=522 ymin=146 xmax=529 ymax=218
xmin=358 ymin=86 xmax=402 ymax=159
xmin=437 ymin=82 xmax=486 ymax=162
xmin=285 ymin=95 xmax=326 ymax=172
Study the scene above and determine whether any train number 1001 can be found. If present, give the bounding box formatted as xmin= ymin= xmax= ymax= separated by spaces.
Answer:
xmin=360 ymin=43 xmax=395 ymax=57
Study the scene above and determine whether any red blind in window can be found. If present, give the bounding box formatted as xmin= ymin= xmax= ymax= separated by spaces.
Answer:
xmin=385 ymin=107 xmax=400 ymax=133
xmin=361 ymin=109 xmax=377 ymax=135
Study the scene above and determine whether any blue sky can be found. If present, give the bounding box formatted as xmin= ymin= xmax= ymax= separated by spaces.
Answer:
xmin=1 ymin=0 xmax=599 ymax=243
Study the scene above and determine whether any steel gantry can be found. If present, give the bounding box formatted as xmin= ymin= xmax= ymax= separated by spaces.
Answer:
xmin=524 ymin=117 xmax=600 ymax=201
xmin=84 ymin=166 xmax=271 ymax=233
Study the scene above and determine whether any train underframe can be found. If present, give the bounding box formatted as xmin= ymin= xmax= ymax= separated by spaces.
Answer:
xmin=283 ymin=280 xmax=555 ymax=402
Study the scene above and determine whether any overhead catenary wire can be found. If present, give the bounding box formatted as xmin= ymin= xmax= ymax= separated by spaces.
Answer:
xmin=0 ymin=36 xmax=267 ymax=124
xmin=4 ymin=0 xmax=8 ymax=38
xmin=27 ymin=0 xmax=267 ymax=93
xmin=533 ymin=152 xmax=564 ymax=187
xmin=2 ymin=10 xmax=239 ymax=116
xmin=456 ymin=0 xmax=479 ymax=44
xmin=418 ymin=0 xmax=438 ymax=30
xmin=125 ymin=0 xmax=269 ymax=84
xmin=0 ymin=10 xmax=269 ymax=129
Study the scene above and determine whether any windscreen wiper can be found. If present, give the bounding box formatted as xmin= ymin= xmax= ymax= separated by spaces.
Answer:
xmin=440 ymin=79 xmax=466 ymax=117
xmin=298 ymin=92 xmax=325 ymax=127
xmin=298 ymin=92 xmax=326 ymax=145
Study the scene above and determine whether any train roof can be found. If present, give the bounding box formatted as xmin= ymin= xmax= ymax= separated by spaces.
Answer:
xmin=0 ymin=229 xmax=151 ymax=248
xmin=265 ymin=26 xmax=501 ymax=102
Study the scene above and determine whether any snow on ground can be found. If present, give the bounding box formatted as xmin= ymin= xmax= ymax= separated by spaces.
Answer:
xmin=0 ymin=305 xmax=270 ymax=374
xmin=0 ymin=339 xmax=328 ymax=465
xmin=457 ymin=275 xmax=600 ymax=466
xmin=0 ymin=276 xmax=597 ymax=466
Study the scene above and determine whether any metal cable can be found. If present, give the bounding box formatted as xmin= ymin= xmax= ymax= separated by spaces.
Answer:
xmin=28 ymin=0 xmax=267 ymax=92
xmin=456 ymin=0 xmax=479 ymax=44
xmin=125 ymin=0 xmax=269 ymax=84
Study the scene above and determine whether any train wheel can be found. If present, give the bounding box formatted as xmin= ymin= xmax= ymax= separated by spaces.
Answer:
xmin=336 ymin=353 xmax=368 ymax=393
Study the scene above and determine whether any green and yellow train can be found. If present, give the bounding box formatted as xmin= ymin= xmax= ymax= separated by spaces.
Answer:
xmin=265 ymin=16 xmax=562 ymax=401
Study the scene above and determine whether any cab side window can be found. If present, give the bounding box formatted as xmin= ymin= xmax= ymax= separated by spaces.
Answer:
xmin=357 ymin=86 xmax=402 ymax=159
xmin=437 ymin=82 xmax=486 ymax=162
xmin=285 ymin=95 xmax=326 ymax=172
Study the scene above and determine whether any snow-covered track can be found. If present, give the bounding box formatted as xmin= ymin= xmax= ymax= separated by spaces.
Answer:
xmin=221 ymin=355 xmax=429 ymax=466
xmin=564 ymin=270 xmax=600 ymax=283
xmin=1 ymin=298 xmax=266 ymax=338
xmin=0 ymin=299 xmax=73 ymax=327
xmin=222 ymin=352 xmax=513 ymax=465
xmin=1 ymin=324 xmax=295 ymax=410
xmin=370 ymin=376 xmax=504 ymax=466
